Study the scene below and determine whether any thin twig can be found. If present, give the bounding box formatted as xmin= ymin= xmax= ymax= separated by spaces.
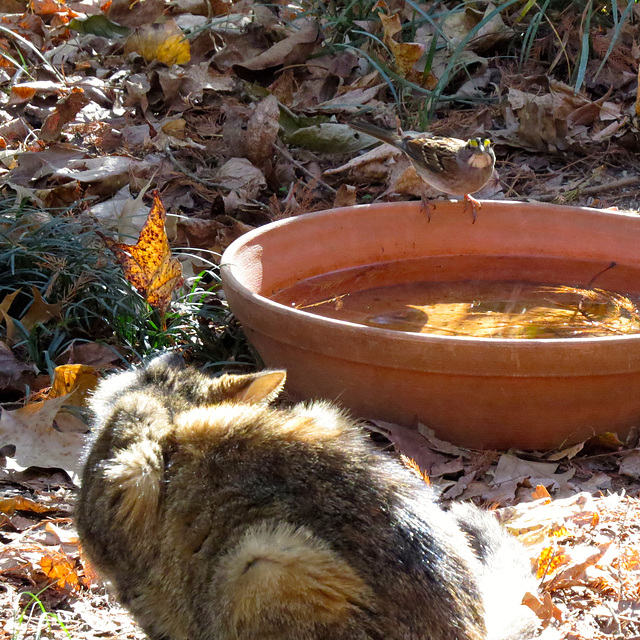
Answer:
xmin=274 ymin=143 xmax=337 ymax=195
xmin=536 ymin=176 xmax=640 ymax=202
xmin=164 ymin=146 xmax=232 ymax=192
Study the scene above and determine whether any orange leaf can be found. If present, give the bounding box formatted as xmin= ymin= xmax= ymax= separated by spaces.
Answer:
xmin=0 ymin=495 xmax=51 ymax=515
xmin=531 ymin=484 xmax=551 ymax=501
xmin=49 ymin=364 xmax=99 ymax=406
xmin=40 ymin=551 xmax=80 ymax=591
xmin=99 ymin=192 xmax=183 ymax=314
xmin=9 ymin=85 xmax=37 ymax=105
xmin=522 ymin=591 xmax=563 ymax=623
xmin=29 ymin=0 xmax=66 ymax=16
xmin=536 ymin=545 xmax=569 ymax=580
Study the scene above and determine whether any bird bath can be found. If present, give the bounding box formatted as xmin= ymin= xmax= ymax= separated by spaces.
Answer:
xmin=220 ymin=200 xmax=640 ymax=450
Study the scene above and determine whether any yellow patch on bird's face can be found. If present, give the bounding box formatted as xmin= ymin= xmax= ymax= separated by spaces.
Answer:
xmin=466 ymin=138 xmax=494 ymax=168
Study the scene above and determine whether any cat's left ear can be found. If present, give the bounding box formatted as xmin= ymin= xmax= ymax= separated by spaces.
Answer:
xmin=219 ymin=370 xmax=287 ymax=405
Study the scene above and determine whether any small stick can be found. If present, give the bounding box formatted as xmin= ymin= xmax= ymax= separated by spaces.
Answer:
xmin=537 ymin=175 xmax=640 ymax=202
xmin=274 ymin=144 xmax=337 ymax=195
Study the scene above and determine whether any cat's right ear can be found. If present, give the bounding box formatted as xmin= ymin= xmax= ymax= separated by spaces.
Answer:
xmin=218 ymin=370 xmax=287 ymax=405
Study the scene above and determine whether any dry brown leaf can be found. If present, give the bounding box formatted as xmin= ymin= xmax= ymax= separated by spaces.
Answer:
xmin=333 ymin=184 xmax=357 ymax=208
xmin=233 ymin=19 xmax=321 ymax=78
xmin=55 ymin=341 xmax=120 ymax=367
xmin=21 ymin=286 xmax=63 ymax=331
xmin=536 ymin=545 xmax=571 ymax=580
xmin=366 ymin=420 xmax=450 ymax=475
xmin=106 ymin=0 xmax=164 ymax=29
xmin=244 ymin=95 xmax=280 ymax=169
xmin=30 ymin=0 xmax=67 ymax=16
xmin=0 ymin=342 xmax=33 ymax=391
xmin=531 ymin=484 xmax=552 ymax=502
xmin=523 ymin=591 xmax=563 ymax=624
xmin=215 ymin=157 xmax=266 ymax=199
xmin=549 ymin=544 xmax=612 ymax=590
xmin=8 ymin=85 xmax=38 ymax=105
xmin=99 ymin=191 xmax=183 ymax=314
xmin=40 ymin=88 xmax=91 ymax=142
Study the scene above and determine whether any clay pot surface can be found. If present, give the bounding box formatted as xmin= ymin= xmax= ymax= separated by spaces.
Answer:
xmin=220 ymin=200 xmax=640 ymax=450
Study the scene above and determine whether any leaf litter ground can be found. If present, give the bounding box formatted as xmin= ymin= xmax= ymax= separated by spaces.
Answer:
xmin=3 ymin=1 xmax=640 ymax=639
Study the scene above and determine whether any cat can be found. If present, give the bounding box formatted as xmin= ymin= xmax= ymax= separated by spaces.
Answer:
xmin=76 ymin=354 xmax=538 ymax=640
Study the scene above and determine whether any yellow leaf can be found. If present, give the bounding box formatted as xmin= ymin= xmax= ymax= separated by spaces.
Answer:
xmin=99 ymin=191 xmax=183 ymax=314
xmin=378 ymin=11 xmax=431 ymax=87
xmin=124 ymin=19 xmax=190 ymax=66
xmin=49 ymin=364 xmax=99 ymax=406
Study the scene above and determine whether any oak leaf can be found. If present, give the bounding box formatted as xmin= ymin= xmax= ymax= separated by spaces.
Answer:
xmin=21 ymin=286 xmax=63 ymax=330
xmin=99 ymin=191 xmax=183 ymax=314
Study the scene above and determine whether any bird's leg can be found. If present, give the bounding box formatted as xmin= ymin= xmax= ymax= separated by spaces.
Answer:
xmin=463 ymin=194 xmax=482 ymax=224
xmin=420 ymin=191 xmax=434 ymax=222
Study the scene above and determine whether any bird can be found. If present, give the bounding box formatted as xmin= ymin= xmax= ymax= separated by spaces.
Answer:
xmin=348 ymin=120 xmax=496 ymax=223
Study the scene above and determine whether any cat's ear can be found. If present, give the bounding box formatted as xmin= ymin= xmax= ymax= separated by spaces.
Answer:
xmin=217 ymin=370 xmax=287 ymax=405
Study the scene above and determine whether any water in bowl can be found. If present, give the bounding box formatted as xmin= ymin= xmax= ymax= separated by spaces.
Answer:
xmin=271 ymin=256 xmax=640 ymax=339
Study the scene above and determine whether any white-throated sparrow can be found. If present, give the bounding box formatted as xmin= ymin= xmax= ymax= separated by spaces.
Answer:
xmin=348 ymin=120 xmax=496 ymax=222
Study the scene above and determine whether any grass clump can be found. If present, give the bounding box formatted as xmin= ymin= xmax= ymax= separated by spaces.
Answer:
xmin=0 ymin=199 xmax=253 ymax=380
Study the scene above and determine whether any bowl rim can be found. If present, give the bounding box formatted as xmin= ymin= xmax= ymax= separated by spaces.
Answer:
xmin=220 ymin=200 xmax=640 ymax=359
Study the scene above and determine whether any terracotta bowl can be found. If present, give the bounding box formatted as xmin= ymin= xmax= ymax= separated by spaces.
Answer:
xmin=220 ymin=200 xmax=640 ymax=450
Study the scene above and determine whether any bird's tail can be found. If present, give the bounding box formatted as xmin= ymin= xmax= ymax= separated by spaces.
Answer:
xmin=348 ymin=120 xmax=402 ymax=146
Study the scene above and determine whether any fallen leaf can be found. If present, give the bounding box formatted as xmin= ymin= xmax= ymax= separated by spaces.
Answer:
xmin=0 ymin=495 xmax=52 ymax=515
xmin=31 ymin=0 xmax=69 ymax=16
xmin=55 ymin=341 xmax=121 ymax=367
xmin=244 ymin=95 xmax=280 ymax=169
xmin=68 ymin=14 xmax=132 ymax=37
xmin=124 ymin=19 xmax=191 ymax=66
xmin=333 ymin=184 xmax=357 ymax=208
xmin=21 ymin=287 xmax=63 ymax=331
xmin=49 ymin=364 xmax=99 ymax=405
xmin=106 ymin=0 xmax=164 ymax=29
xmin=99 ymin=191 xmax=184 ymax=314
xmin=233 ymin=19 xmax=321 ymax=79
xmin=379 ymin=11 xmax=428 ymax=86
xmin=39 ymin=88 xmax=91 ymax=142
xmin=215 ymin=157 xmax=266 ymax=199
xmin=367 ymin=420 xmax=450 ymax=475
xmin=40 ymin=550 xmax=80 ymax=591
xmin=536 ymin=544 xmax=571 ymax=580
xmin=619 ymin=450 xmax=640 ymax=479
xmin=0 ymin=395 xmax=85 ymax=479
xmin=523 ymin=591 xmax=563 ymax=623
xmin=285 ymin=122 xmax=378 ymax=154
xmin=0 ymin=342 xmax=33 ymax=392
